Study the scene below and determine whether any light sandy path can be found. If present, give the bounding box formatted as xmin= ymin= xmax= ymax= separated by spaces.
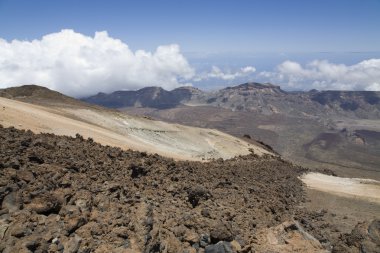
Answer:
xmin=0 ymin=97 xmax=271 ymax=161
xmin=300 ymin=172 xmax=380 ymax=204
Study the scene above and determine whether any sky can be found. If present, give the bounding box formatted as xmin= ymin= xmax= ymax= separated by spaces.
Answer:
xmin=0 ymin=0 xmax=380 ymax=96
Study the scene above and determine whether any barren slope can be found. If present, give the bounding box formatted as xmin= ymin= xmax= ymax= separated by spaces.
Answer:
xmin=0 ymin=96 xmax=269 ymax=161
xmin=300 ymin=173 xmax=380 ymax=204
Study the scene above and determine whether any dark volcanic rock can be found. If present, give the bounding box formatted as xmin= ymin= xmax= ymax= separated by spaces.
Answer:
xmin=330 ymin=220 xmax=380 ymax=253
xmin=205 ymin=241 xmax=233 ymax=253
xmin=368 ymin=220 xmax=380 ymax=244
xmin=210 ymin=222 xmax=234 ymax=243
xmin=27 ymin=193 xmax=61 ymax=215
xmin=0 ymin=125 xmax=363 ymax=252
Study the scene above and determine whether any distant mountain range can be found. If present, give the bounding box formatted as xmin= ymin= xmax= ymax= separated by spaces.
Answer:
xmin=83 ymin=86 xmax=202 ymax=109
xmin=83 ymin=82 xmax=380 ymax=118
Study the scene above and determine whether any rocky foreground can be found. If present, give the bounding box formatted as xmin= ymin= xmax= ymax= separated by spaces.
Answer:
xmin=0 ymin=125 xmax=379 ymax=252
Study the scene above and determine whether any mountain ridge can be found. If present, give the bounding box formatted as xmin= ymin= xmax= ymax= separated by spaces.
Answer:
xmin=82 ymin=82 xmax=380 ymax=118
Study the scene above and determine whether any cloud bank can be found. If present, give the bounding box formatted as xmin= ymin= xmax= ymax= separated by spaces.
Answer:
xmin=194 ymin=65 xmax=256 ymax=81
xmin=1 ymin=30 xmax=379 ymax=94
xmin=260 ymin=59 xmax=380 ymax=91
xmin=0 ymin=29 xmax=195 ymax=97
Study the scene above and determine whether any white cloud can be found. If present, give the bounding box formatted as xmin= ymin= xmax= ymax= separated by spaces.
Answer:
xmin=365 ymin=82 xmax=380 ymax=91
xmin=3 ymin=30 xmax=377 ymax=94
xmin=194 ymin=65 xmax=256 ymax=81
xmin=0 ymin=29 xmax=195 ymax=97
xmin=241 ymin=66 xmax=256 ymax=73
xmin=260 ymin=59 xmax=380 ymax=91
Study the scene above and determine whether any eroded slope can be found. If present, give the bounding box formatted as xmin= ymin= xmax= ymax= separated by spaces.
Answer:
xmin=0 ymin=96 xmax=270 ymax=161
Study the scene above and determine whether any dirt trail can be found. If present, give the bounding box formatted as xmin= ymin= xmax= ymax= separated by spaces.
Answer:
xmin=300 ymin=172 xmax=380 ymax=204
xmin=0 ymin=97 xmax=270 ymax=161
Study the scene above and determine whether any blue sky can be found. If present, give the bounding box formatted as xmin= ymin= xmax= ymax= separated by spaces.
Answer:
xmin=1 ymin=0 xmax=379 ymax=52
xmin=0 ymin=0 xmax=380 ymax=94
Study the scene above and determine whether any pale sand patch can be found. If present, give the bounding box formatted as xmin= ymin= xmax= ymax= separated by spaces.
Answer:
xmin=334 ymin=119 xmax=380 ymax=132
xmin=0 ymin=97 xmax=271 ymax=161
xmin=300 ymin=172 xmax=380 ymax=204
xmin=257 ymin=124 xmax=282 ymax=131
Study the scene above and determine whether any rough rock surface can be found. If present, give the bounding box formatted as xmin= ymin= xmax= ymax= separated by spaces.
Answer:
xmin=0 ymin=125 xmax=378 ymax=252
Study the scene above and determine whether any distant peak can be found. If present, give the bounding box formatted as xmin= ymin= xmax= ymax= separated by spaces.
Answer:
xmin=7 ymin=84 xmax=50 ymax=91
xmin=173 ymin=86 xmax=199 ymax=90
xmin=225 ymin=82 xmax=283 ymax=92
xmin=137 ymin=86 xmax=166 ymax=93
xmin=172 ymin=86 xmax=203 ymax=93
xmin=0 ymin=84 xmax=57 ymax=97
xmin=0 ymin=84 xmax=90 ymax=107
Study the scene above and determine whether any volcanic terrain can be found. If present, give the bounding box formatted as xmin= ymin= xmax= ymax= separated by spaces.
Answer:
xmin=0 ymin=84 xmax=379 ymax=253
xmin=1 ymin=125 xmax=379 ymax=252
xmin=85 ymin=82 xmax=380 ymax=180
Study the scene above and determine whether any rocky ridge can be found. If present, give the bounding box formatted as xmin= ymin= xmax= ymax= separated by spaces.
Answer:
xmin=1 ymin=126 xmax=379 ymax=252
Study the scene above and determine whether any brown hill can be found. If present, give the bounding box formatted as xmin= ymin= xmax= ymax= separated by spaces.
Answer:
xmin=0 ymin=85 xmax=93 ymax=109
